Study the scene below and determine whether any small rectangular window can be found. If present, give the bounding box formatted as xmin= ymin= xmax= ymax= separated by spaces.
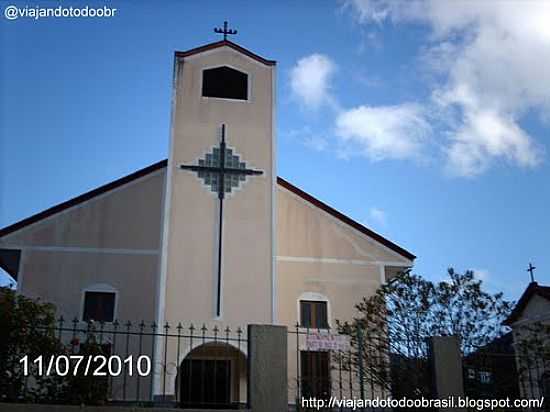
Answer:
xmin=83 ymin=291 xmax=115 ymax=322
xmin=300 ymin=301 xmax=328 ymax=329
xmin=479 ymin=371 xmax=492 ymax=384
xmin=202 ymin=66 xmax=248 ymax=100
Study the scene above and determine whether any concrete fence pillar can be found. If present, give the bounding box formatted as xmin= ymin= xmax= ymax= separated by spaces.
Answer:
xmin=247 ymin=324 xmax=288 ymax=412
xmin=428 ymin=335 xmax=465 ymax=411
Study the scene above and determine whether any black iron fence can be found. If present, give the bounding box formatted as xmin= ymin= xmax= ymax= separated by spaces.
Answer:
xmin=288 ymin=324 xmax=423 ymax=411
xmin=1 ymin=316 xmax=248 ymax=409
xmin=289 ymin=326 xmax=550 ymax=412
xmin=464 ymin=349 xmax=549 ymax=411
xmin=5 ymin=316 xmax=549 ymax=411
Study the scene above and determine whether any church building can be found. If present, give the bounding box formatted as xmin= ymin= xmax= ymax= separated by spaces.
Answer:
xmin=503 ymin=278 xmax=550 ymax=401
xmin=0 ymin=34 xmax=415 ymax=407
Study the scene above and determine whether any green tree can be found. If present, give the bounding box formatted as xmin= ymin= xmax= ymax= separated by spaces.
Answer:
xmin=338 ymin=268 xmax=513 ymax=398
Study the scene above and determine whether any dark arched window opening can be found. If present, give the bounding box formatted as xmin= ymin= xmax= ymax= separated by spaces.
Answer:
xmin=202 ymin=66 xmax=248 ymax=101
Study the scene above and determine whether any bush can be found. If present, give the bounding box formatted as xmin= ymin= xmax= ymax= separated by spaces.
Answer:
xmin=0 ymin=286 xmax=64 ymax=402
xmin=0 ymin=287 xmax=108 ymax=405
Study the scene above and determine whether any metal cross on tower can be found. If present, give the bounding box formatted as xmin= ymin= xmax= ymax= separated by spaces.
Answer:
xmin=214 ymin=21 xmax=237 ymax=41
xmin=179 ymin=124 xmax=263 ymax=317
xmin=527 ymin=262 xmax=537 ymax=283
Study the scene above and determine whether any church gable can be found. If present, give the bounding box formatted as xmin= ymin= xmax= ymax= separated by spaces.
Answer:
xmin=174 ymin=40 xmax=276 ymax=68
xmin=0 ymin=164 xmax=165 ymax=252
xmin=277 ymin=178 xmax=414 ymax=264
xmin=521 ymin=294 xmax=550 ymax=322
xmin=0 ymin=160 xmax=413 ymax=269
xmin=505 ymin=282 xmax=550 ymax=325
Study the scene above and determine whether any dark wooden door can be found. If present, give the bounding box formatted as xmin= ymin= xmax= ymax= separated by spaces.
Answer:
xmin=180 ymin=358 xmax=231 ymax=409
xmin=301 ymin=351 xmax=330 ymax=399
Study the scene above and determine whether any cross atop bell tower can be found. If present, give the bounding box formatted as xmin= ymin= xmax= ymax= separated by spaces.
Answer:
xmin=527 ymin=262 xmax=537 ymax=283
xmin=214 ymin=20 xmax=237 ymax=41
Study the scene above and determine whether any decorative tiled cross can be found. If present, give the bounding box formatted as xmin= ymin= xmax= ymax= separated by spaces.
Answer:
xmin=179 ymin=124 xmax=262 ymax=316
xmin=196 ymin=147 xmax=252 ymax=195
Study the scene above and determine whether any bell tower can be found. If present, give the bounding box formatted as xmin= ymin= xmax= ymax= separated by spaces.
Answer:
xmin=157 ymin=35 xmax=277 ymax=329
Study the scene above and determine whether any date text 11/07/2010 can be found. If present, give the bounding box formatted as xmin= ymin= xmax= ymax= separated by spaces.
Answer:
xmin=19 ymin=355 xmax=151 ymax=377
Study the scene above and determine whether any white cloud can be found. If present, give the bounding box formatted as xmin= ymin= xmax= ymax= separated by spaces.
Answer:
xmin=445 ymin=110 xmax=543 ymax=177
xmin=367 ymin=207 xmax=387 ymax=227
xmin=286 ymin=126 xmax=329 ymax=152
xmin=343 ymin=0 xmax=550 ymax=176
xmin=343 ymin=0 xmax=425 ymax=25
xmin=473 ymin=268 xmax=490 ymax=282
xmin=290 ymin=54 xmax=337 ymax=109
xmin=335 ymin=103 xmax=431 ymax=160
xmin=303 ymin=135 xmax=329 ymax=152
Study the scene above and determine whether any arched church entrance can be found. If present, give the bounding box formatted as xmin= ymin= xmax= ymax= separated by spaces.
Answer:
xmin=179 ymin=342 xmax=247 ymax=409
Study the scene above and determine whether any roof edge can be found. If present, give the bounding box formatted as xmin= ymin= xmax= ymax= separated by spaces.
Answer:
xmin=0 ymin=160 xmax=416 ymax=262
xmin=503 ymin=281 xmax=550 ymax=325
xmin=175 ymin=40 xmax=276 ymax=66
xmin=0 ymin=160 xmax=168 ymax=239
xmin=277 ymin=177 xmax=416 ymax=261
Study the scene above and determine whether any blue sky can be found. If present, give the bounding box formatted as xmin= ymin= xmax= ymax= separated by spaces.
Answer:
xmin=1 ymin=0 xmax=549 ymax=301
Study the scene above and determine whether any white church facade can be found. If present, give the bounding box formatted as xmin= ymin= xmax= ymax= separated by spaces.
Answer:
xmin=0 ymin=38 xmax=415 ymax=407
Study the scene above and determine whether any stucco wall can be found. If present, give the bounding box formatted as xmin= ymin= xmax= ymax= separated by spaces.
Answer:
xmin=276 ymin=184 xmax=411 ymax=327
xmin=1 ymin=171 xmax=164 ymax=251
xmin=19 ymin=251 xmax=159 ymax=322
xmin=0 ymin=170 xmax=165 ymax=323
